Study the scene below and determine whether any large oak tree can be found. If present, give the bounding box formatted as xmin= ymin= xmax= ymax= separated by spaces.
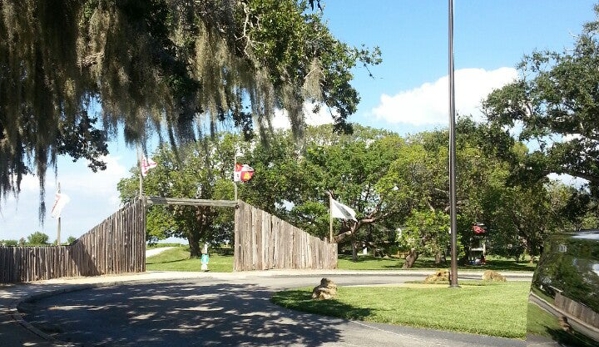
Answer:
xmin=482 ymin=4 xmax=599 ymax=204
xmin=0 ymin=0 xmax=380 ymax=216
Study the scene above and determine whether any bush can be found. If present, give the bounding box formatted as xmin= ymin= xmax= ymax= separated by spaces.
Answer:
xmin=0 ymin=239 xmax=19 ymax=246
xmin=27 ymin=231 xmax=50 ymax=246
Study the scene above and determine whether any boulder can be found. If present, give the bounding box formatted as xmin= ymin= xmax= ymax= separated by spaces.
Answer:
xmin=424 ymin=269 xmax=450 ymax=284
xmin=312 ymin=278 xmax=337 ymax=300
xmin=481 ymin=270 xmax=506 ymax=282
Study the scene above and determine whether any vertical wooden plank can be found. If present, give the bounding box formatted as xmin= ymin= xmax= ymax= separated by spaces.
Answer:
xmin=281 ymin=219 xmax=287 ymax=269
xmin=264 ymin=215 xmax=276 ymax=269
xmin=242 ymin=202 xmax=252 ymax=271
xmin=238 ymin=201 xmax=246 ymax=271
xmin=251 ymin=206 xmax=257 ymax=270
xmin=253 ymin=207 xmax=261 ymax=270
xmin=260 ymin=209 xmax=267 ymax=270
xmin=239 ymin=202 xmax=246 ymax=271
xmin=275 ymin=216 xmax=284 ymax=269
xmin=234 ymin=201 xmax=240 ymax=271
xmin=286 ymin=224 xmax=293 ymax=269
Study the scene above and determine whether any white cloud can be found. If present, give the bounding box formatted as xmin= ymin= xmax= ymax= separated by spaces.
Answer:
xmin=271 ymin=102 xmax=335 ymax=130
xmin=371 ymin=67 xmax=518 ymax=126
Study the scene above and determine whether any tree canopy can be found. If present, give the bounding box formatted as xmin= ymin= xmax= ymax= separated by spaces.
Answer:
xmin=482 ymin=4 xmax=599 ymax=202
xmin=0 ymin=0 xmax=380 ymax=216
xmin=117 ymin=122 xmax=581 ymax=264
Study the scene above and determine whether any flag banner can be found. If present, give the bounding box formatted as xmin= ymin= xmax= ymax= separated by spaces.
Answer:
xmin=234 ymin=163 xmax=255 ymax=182
xmin=330 ymin=198 xmax=357 ymax=221
xmin=141 ymin=156 xmax=157 ymax=177
xmin=472 ymin=223 xmax=487 ymax=234
xmin=51 ymin=192 xmax=71 ymax=218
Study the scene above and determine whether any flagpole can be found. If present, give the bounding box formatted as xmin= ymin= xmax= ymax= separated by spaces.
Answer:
xmin=234 ymin=152 xmax=238 ymax=202
xmin=328 ymin=192 xmax=333 ymax=242
xmin=137 ymin=146 xmax=143 ymax=197
xmin=56 ymin=182 xmax=61 ymax=245
xmin=448 ymin=0 xmax=459 ymax=288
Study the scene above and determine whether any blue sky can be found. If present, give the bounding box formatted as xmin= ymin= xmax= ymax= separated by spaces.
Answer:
xmin=1 ymin=0 xmax=597 ymax=242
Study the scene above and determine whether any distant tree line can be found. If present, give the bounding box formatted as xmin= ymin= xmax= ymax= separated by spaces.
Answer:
xmin=118 ymin=120 xmax=596 ymax=265
xmin=1 ymin=233 xmax=77 ymax=246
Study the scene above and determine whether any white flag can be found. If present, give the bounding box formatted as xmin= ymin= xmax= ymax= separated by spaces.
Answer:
xmin=330 ymin=198 xmax=357 ymax=221
xmin=51 ymin=192 xmax=71 ymax=218
xmin=141 ymin=156 xmax=157 ymax=177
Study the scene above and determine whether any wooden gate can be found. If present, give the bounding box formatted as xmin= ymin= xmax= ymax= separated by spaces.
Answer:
xmin=147 ymin=197 xmax=338 ymax=271
xmin=234 ymin=200 xmax=337 ymax=271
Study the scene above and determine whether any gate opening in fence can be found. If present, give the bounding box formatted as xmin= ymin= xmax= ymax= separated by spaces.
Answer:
xmin=0 ymin=197 xmax=337 ymax=283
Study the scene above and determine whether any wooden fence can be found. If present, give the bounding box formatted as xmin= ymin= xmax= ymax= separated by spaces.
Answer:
xmin=234 ymin=200 xmax=337 ymax=271
xmin=1 ymin=197 xmax=335 ymax=283
xmin=555 ymin=291 xmax=599 ymax=329
xmin=0 ymin=198 xmax=146 ymax=283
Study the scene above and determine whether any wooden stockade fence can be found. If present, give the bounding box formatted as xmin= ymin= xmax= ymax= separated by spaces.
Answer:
xmin=234 ymin=200 xmax=337 ymax=271
xmin=0 ymin=198 xmax=146 ymax=283
xmin=146 ymin=197 xmax=337 ymax=271
xmin=1 ymin=197 xmax=335 ymax=283
xmin=555 ymin=291 xmax=599 ymax=329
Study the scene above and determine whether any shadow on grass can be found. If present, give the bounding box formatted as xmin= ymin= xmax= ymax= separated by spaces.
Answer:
xmin=271 ymin=290 xmax=373 ymax=321
xmin=471 ymin=259 xmax=535 ymax=272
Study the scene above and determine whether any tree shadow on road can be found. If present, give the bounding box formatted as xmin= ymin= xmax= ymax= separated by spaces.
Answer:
xmin=19 ymin=281 xmax=348 ymax=346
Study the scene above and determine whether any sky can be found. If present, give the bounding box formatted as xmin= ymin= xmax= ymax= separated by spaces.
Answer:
xmin=1 ymin=0 xmax=598 ymax=242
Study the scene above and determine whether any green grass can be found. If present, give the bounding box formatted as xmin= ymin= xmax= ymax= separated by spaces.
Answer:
xmin=337 ymin=254 xmax=537 ymax=272
xmin=526 ymin=302 xmax=560 ymax=337
xmin=272 ymin=281 xmax=530 ymax=339
xmin=146 ymin=246 xmax=234 ymax=272
xmin=147 ymin=248 xmax=536 ymax=273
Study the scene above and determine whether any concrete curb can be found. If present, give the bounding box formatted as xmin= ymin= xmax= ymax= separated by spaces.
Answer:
xmin=11 ymin=285 xmax=91 ymax=347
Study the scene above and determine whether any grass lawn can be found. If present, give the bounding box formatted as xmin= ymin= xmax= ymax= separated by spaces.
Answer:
xmin=338 ymin=254 xmax=537 ymax=272
xmin=147 ymin=247 xmax=536 ymax=273
xmin=526 ymin=302 xmax=560 ymax=337
xmin=146 ymin=246 xmax=234 ymax=272
xmin=272 ymin=281 xmax=530 ymax=339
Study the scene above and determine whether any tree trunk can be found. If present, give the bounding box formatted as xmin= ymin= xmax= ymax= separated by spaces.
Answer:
xmin=434 ymin=251 xmax=446 ymax=264
xmin=351 ymin=240 xmax=358 ymax=262
xmin=188 ymin=235 xmax=201 ymax=258
xmin=403 ymin=248 xmax=418 ymax=268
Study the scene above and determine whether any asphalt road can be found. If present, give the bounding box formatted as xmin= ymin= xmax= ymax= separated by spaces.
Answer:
xmin=19 ymin=274 xmax=526 ymax=347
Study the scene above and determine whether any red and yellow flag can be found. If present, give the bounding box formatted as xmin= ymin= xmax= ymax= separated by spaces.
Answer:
xmin=234 ymin=163 xmax=255 ymax=182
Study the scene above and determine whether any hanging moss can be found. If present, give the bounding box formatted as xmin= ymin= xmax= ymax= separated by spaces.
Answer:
xmin=0 ymin=0 xmax=381 ymax=219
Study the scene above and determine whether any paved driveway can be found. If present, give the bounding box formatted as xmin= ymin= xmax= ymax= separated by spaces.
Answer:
xmin=19 ymin=273 xmax=526 ymax=347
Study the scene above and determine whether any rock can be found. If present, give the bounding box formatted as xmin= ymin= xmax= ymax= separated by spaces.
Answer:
xmin=312 ymin=278 xmax=337 ymax=300
xmin=424 ymin=269 xmax=450 ymax=284
xmin=558 ymin=315 xmax=572 ymax=333
xmin=481 ymin=270 xmax=506 ymax=282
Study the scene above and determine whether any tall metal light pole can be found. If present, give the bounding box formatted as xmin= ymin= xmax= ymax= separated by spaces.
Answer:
xmin=448 ymin=0 xmax=459 ymax=287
